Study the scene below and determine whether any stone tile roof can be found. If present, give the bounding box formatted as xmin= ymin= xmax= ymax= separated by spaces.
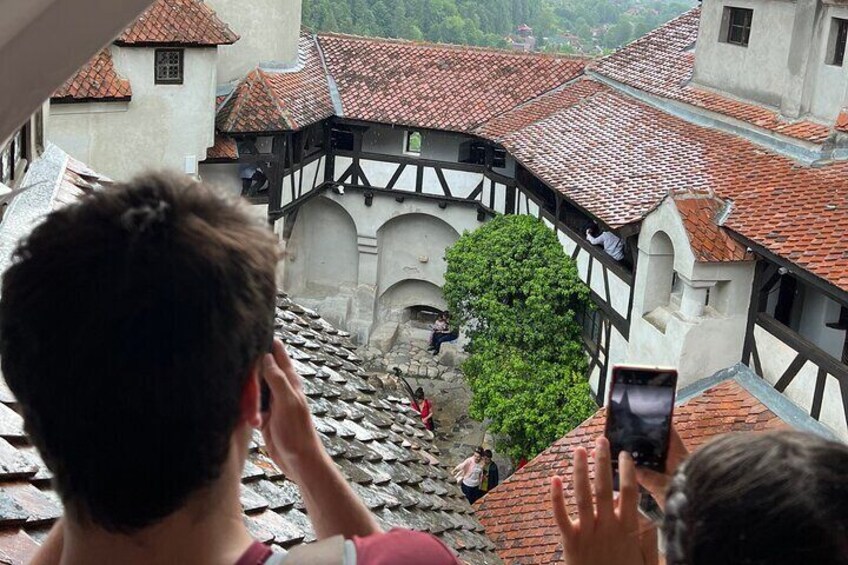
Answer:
xmin=484 ymin=78 xmax=848 ymax=292
xmin=217 ymin=35 xmax=335 ymax=134
xmin=590 ymin=8 xmax=832 ymax=145
xmin=0 ymin=291 xmax=498 ymax=561
xmin=52 ymin=49 xmax=132 ymax=103
xmin=317 ymin=33 xmax=587 ymax=133
xmin=474 ymin=377 xmax=786 ymax=564
xmin=115 ymin=0 xmax=238 ymax=46
xmin=673 ymin=192 xmax=751 ymax=263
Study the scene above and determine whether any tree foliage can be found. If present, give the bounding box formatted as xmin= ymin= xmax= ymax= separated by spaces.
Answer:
xmin=303 ymin=0 xmax=696 ymax=54
xmin=443 ymin=215 xmax=596 ymax=460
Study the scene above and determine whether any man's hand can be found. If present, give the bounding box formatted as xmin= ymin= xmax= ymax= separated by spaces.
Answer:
xmin=260 ymin=339 xmax=327 ymax=484
xmin=550 ymin=438 xmax=654 ymax=565
xmin=635 ymin=426 xmax=688 ymax=510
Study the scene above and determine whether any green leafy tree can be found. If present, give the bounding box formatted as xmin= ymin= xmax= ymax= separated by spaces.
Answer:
xmin=443 ymin=215 xmax=596 ymax=460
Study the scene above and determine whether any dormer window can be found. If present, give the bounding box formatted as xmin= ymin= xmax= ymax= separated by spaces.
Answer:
xmin=828 ymin=18 xmax=848 ymax=66
xmin=155 ymin=49 xmax=184 ymax=85
xmin=721 ymin=7 xmax=753 ymax=47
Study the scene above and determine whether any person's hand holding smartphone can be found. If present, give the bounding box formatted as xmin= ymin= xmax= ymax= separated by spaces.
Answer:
xmin=604 ymin=366 xmax=678 ymax=480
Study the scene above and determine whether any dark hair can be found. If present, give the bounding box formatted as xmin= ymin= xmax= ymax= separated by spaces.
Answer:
xmin=415 ymin=387 xmax=425 ymax=399
xmin=0 ymin=174 xmax=279 ymax=532
xmin=474 ymin=446 xmax=484 ymax=455
xmin=585 ymin=222 xmax=600 ymax=238
xmin=483 ymin=449 xmax=493 ymax=458
xmin=663 ymin=431 xmax=848 ymax=565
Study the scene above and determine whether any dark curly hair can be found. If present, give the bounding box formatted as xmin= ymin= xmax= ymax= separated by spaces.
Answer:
xmin=0 ymin=173 xmax=279 ymax=532
xmin=663 ymin=431 xmax=848 ymax=565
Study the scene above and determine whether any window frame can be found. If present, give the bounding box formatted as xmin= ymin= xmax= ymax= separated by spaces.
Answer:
xmin=404 ymin=131 xmax=422 ymax=156
xmin=154 ymin=48 xmax=185 ymax=85
xmin=723 ymin=7 xmax=754 ymax=47
xmin=1 ymin=126 xmax=27 ymax=186
xmin=828 ymin=18 xmax=848 ymax=66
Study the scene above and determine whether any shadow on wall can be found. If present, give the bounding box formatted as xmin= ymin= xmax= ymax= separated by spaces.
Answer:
xmin=378 ymin=279 xmax=447 ymax=326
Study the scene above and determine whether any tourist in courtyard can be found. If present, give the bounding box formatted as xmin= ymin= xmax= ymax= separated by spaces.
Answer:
xmin=454 ymin=447 xmax=484 ymax=504
xmin=431 ymin=314 xmax=459 ymax=355
xmin=586 ymin=221 xmax=625 ymax=262
xmin=428 ymin=313 xmax=449 ymax=350
xmin=414 ymin=387 xmax=435 ymax=431
xmin=550 ymin=428 xmax=848 ymax=565
xmin=479 ymin=449 xmax=499 ymax=496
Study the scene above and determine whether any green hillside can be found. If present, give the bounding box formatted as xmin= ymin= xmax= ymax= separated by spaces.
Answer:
xmin=303 ymin=0 xmax=697 ymax=54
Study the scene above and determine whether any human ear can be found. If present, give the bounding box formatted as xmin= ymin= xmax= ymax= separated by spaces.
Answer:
xmin=240 ymin=360 xmax=263 ymax=428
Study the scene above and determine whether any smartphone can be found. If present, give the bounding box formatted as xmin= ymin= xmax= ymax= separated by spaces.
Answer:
xmin=605 ymin=365 xmax=677 ymax=487
xmin=260 ymin=337 xmax=275 ymax=412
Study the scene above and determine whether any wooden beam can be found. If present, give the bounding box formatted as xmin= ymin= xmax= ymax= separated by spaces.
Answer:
xmin=774 ymin=353 xmax=807 ymax=393
xmin=415 ymin=165 xmax=424 ymax=193
xmin=810 ymin=368 xmax=828 ymax=420
xmin=743 ymin=259 xmax=765 ymax=366
xmin=435 ymin=168 xmax=452 ymax=197
xmin=468 ymin=180 xmax=484 ymax=201
xmin=757 ymin=313 xmax=848 ymax=383
xmin=385 ymin=163 xmax=407 ymax=190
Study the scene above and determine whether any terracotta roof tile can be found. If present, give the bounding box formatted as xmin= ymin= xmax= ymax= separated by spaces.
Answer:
xmin=590 ymin=8 xmax=831 ymax=144
xmin=52 ymin=49 xmax=132 ymax=103
xmin=673 ymin=193 xmax=751 ymax=262
xmin=318 ymin=33 xmax=586 ymax=133
xmin=205 ymin=134 xmax=239 ymax=161
xmin=484 ymin=78 xmax=848 ymax=292
xmin=475 ymin=380 xmax=786 ymax=564
xmin=116 ymin=0 xmax=238 ymax=46
xmin=217 ymin=35 xmax=334 ymax=133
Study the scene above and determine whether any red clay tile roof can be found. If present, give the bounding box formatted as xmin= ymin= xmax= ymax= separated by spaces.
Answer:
xmin=484 ymin=78 xmax=848 ymax=292
xmin=674 ymin=193 xmax=751 ymax=263
xmin=205 ymin=134 xmax=239 ymax=161
xmin=475 ymin=379 xmax=786 ymax=564
xmin=217 ymin=35 xmax=334 ymax=133
xmin=318 ymin=33 xmax=587 ymax=133
xmin=52 ymin=49 xmax=132 ymax=103
xmin=116 ymin=0 xmax=238 ymax=46
xmin=590 ymin=8 xmax=832 ymax=145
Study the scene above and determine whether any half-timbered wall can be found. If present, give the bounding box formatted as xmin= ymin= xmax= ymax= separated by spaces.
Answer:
xmin=743 ymin=260 xmax=848 ymax=440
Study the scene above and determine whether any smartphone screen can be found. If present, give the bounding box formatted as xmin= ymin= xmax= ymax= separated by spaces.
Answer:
xmin=605 ymin=366 xmax=677 ymax=483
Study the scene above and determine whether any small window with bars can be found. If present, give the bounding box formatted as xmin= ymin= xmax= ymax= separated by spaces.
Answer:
xmin=828 ymin=18 xmax=848 ymax=66
xmin=155 ymin=49 xmax=184 ymax=84
xmin=405 ymin=131 xmax=422 ymax=155
xmin=723 ymin=7 xmax=753 ymax=47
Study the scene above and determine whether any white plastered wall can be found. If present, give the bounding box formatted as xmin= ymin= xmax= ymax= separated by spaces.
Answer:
xmin=48 ymin=46 xmax=218 ymax=181
xmin=627 ymin=198 xmax=756 ymax=389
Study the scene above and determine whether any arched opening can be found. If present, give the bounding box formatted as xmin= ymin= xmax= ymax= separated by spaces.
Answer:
xmin=284 ymin=197 xmax=359 ymax=297
xmin=642 ymin=231 xmax=676 ymax=315
xmin=376 ymin=213 xmax=460 ymax=294
xmin=377 ymin=279 xmax=447 ymax=326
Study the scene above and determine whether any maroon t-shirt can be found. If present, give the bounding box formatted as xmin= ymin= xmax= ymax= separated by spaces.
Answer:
xmin=235 ymin=529 xmax=460 ymax=565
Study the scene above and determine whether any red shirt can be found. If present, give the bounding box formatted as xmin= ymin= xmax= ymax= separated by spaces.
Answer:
xmin=235 ymin=529 xmax=460 ymax=564
xmin=419 ymin=399 xmax=433 ymax=430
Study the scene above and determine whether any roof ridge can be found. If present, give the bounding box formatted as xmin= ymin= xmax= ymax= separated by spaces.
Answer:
xmin=317 ymin=31 xmax=591 ymax=61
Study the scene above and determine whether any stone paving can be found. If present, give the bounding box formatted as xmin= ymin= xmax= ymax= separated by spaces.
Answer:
xmin=358 ymin=324 xmax=513 ymax=478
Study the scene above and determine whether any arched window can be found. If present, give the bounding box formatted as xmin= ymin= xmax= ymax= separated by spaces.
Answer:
xmin=642 ymin=231 xmax=675 ymax=314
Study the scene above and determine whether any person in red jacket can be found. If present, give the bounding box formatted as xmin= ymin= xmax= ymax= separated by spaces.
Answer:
xmin=414 ymin=387 xmax=435 ymax=431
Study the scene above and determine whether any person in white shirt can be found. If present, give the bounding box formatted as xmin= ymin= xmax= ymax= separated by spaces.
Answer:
xmin=586 ymin=222 xmax=625 ymax=262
